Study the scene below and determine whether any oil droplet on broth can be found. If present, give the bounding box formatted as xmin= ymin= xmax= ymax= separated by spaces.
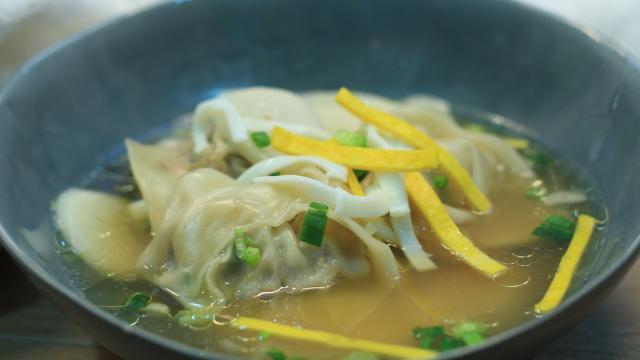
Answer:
xmin=494 ymin=267 xmax=531 ymax=288
xmin=512 ymin=246 xmax=535 ymax=259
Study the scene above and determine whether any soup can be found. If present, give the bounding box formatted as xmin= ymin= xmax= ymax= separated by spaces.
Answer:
xmin=53 ymin=87 xmax=602 ymax=359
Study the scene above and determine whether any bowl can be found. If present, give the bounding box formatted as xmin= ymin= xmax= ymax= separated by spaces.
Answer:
xmin=1 ymin=0 xmax=640 ymax=359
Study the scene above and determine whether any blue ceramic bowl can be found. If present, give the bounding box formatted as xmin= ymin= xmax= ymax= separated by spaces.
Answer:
xmin=1 ymin=0 xmax=639 ymax=359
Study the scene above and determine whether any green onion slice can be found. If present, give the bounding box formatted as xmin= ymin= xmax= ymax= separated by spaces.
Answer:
xmin=521 ymin=148 xmax=552 ymax=168
xmin=460 ymin=332 xmax=485 ymax=345
xmin=439 ymin=335 xmax=465 ymax=351
xmin=123 ymin=293 xmax=151 ymax=311
xmin=525 ymin=184 xmax=548 ymax=199
xmin=266 ymin=348 xmax=286 ymax=360
xmin=234 ymin=233 xmax=247 ymax=260
xmin=244 ymin=246 xmax=261 ymax=267
xmin=251 ymin=131 xmax=271 ymax=148
xmin=533 ymin=214 xmax=576 ymax=242
xmin=300 ymin=202 xmax=329 ymax=247
xmin=335 ymin=130 xmax=367 ymax=148
xmin=433 ymin=175 xmax=448 ymax=190
xmin=353 ymin=169 xmax=368 ymax=181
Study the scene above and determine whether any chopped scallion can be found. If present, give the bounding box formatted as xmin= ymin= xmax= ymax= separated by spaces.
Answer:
xmin=413 ymin=322 xmax=485 ymax=351
xmin=433 ymin=175 xmax=448 ymax=190
xmin=175 ymin=308 xmax=213 ymax=328
xmin=413 ymin=326 xmax=444 ymax=339
xmin=234 ymin=229 xmax=260 ymax=265
xmin=259 ymin=331 xmax=271 ymax=341
xmin=123 ymin=293 xmax=151 ymax=311
xmin=463 ymin=124 xmax=487 ymax=133
xmin=521 ymin=148 xmax=552 ymax=168
xmin=418 ymin=336 xmax=436 ymax=350
xmin=460 ymin=332 xmax=485 ymax=345
xmin=439 ymin=335 xmax=465 ymax=351
xmin=533 ymin=214 xmax=576 ymax=242
xmin=266 ymin=348 xmax=286 ymax=360
xmin=452 ymin=322 xmax=486 ymax=345
xmin=244 ymin=246 xmax=261 ymax=267
xmin=299 ymin=202 xmax=329 ymax=247
xmin=335 ymin=130 xmax=367 ymax=148
xmin=353 ymin=169 xmax=368 ymax=181
xmin=234 ymin=235 xmax=247 ymax=261
xmin=451 ymin=322 xmax=486 ymax=338
xmin=251 ymin=131 xmax=271 ymax=148
xmin=525 ymin=184 xmax=548 ymax=200
xmin=270 ymin=171 xmax=282 ymax=176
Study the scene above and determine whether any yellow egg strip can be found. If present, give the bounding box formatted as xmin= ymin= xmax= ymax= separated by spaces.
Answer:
xmin=404 ymin=171 xmax=506 ymax=277
xmin=232 ymin=316 xmax=436 ymax=359
xmin=535 ymin=215 xmax=597 ymax=314
xmin=271 ymin=127 xmax=438 ymax=172
xmin=347 ymin=169 xmax=365 ymax=196
xmin=336 ymin=87 xmax=491 ymax=213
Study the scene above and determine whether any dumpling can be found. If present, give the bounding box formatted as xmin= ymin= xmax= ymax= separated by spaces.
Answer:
xmin=56 ymin=189 xmax=151 ymax=275
xmin=225 ymin=87 xmax=320 ymax=126
xmin=125 ymin=139 xmax=191 ymax=230
xmin=137 ymin=169 xmax=377 ymax=306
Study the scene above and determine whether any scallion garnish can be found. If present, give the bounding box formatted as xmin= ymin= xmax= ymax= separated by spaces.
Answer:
xmin=234 ymin=230 xmax=247 ymax=261
xmin=451 ymin=322 xmax=486 ymax=338
xmin=266 ymin=348 xmax=286 ymax=360
xmin=244 ymin=246 xmax=261 ymax=267
xmin=413 ymin=325 xmax=444 ymax=339
xmin=525 ymin=183 xmax=548 ymax=200
xmin=463 ymin=124 xmax=486 ymax=133
xmin=175 ymin=308 xmax=213 ymax=328
xmin=334 ymin=130 xmax=368 ymax=180
xmin=452 ymin=322 xmax=486 ymax=345
xmin=353 ymin=169 xmax=368 ymax=181
xmin=259 ymin=331 xmax=271 ymax=341
xmin=251 ymin=131 xmax=271 ymax=148
xmin=413 ymin=322 xmax=485 ymax=351
xmin=433 ymin=175 xmax=448 ymax=190
xmin=270 ymin=171 xmax=282 ymax=176
xmin=460 ymin=332 xmax=485 ymax=345
xmin=521 ymin=148 xmax=552 ymax=168
xmin=300 ymin=202 xmax=329 ymax=247
xmin=439 ymin=335 xmax=465 ymax=351
xmin=532 ymin=214 xmax=576 ymax=242
xmin=123 ymin=293 xmax=151 ymax=311
xmin=335 ymin=130 xmax=367 ymax=148
xmin=234 ymin=229 xmax=261 ymax=266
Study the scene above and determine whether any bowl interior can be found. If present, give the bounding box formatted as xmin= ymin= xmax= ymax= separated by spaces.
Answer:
xmin=1 ymin=0 xmax=640 ymax=358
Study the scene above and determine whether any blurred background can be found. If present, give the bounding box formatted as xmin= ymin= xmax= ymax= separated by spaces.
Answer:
xmin=2 ymin=0 xmax=640 ymax=84
xmin=1 ymin=0 xmax=639 ymax=359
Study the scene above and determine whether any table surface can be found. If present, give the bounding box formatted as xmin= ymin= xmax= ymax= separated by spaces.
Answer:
xmin=1 ymin=0 xmax=640 ymax=359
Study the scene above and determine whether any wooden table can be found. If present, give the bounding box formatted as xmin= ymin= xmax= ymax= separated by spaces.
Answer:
xmin=0 ymin=248 xmax=639 ymax=359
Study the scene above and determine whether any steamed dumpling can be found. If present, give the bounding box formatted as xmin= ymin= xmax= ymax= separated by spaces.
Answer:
xmin=125 ymin=139 xmax=191 ymax=230
xmin=225 ymin=87 xmax=320 ymax=126
xmin=56 ymin=189 xmax=151 ymax=275
xmin=138 ymin=169 xmax=373 ymax=305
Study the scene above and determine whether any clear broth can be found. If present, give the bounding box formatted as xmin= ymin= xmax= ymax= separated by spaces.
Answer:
xmin=57 ymin=106 xmax=602 ymax=359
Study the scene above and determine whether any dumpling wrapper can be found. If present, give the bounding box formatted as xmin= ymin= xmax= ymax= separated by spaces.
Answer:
xmin=125 ymin=139 xmax=191 ymax=230
xmin=138 ymin=169 xmax=390 ymax=305
xmin=56 ymin=189 xmax=151 ymax=275
xmin=302 ymin=91 xmax=398 ymax=133
xmin=225 ymin=87 xmax=320 ymax=126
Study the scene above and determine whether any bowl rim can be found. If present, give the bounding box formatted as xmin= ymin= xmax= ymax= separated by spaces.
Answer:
xmin=1 ymin=0 xmax=640 ymax=359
